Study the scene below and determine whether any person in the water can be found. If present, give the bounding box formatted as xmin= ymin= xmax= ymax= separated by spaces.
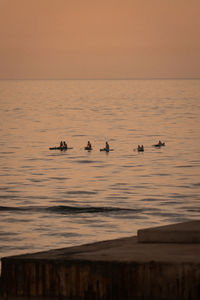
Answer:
xmin=158 ymin=140 xmax=165 ymax=146
xmin=60 ymin=141 xmax=63 ymax=147
xmin=137 ymin=145 xmax=144 ymax=151
xmin=87 ymin=141 xmax=92 ymax=150
xmin=105 ymin=141 xmax=110 ymax=151
xmin=63 ymin=141 xmax=67 ymax=148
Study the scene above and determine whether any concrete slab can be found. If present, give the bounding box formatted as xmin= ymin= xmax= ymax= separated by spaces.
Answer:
xmin=1 ymin=221 xmax=200 ymax=300
xmin=138 ymin=220 xmax=200 ymax=243
xmin=3 ymin=231 xmax=200 ymax=265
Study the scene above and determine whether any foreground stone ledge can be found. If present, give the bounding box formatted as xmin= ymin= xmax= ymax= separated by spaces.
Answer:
xmin=138 ymin=220 xmax=200 ymax=243
xmin=1 ymin=221 xmax=200 ymax=300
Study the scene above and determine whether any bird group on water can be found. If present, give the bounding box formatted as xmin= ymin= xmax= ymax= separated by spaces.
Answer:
xmin=49 ymin=140 xmax=165 ymax=152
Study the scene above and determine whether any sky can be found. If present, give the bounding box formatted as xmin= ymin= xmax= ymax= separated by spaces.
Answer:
xmin=0 ymin=0 xmax=200 ymax=79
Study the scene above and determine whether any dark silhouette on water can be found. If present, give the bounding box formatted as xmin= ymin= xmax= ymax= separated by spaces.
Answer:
xmin=153 ymin=140 xmax=165 ymax=148
xmin=85 ymin=141 xmax=92 ymax=151
xmin=49 ymin=141 xmax=72 ymax=151
xmin=49 ymin=139 xmax=166 ymax=152
xmin=137 ymin=145 xmax=144 ymax=152
xmin=100 ymin=141 xmax=113 ymax=152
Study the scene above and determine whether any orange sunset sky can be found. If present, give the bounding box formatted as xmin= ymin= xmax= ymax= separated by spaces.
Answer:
xmin=0 ymin=0 xmax=200 ymax=79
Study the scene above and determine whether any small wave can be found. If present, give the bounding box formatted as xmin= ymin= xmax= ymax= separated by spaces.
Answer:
xmin=0 ymin=151 xmax=15 ymax=154
xmin=46 ymin=205 xmax=136 ymax=214
xmin=66 ymin=191 xmax=97 ymax=195
xmin=193 ymin=183 xmax=200 ymax=187
xmin=75 ymin=160 xmax=94 ymax=164
xmin=29 ymin=178 xmax=43 ymax=183
xmin=49 ymin=177 xmax=69 ymax=181
xmin=0 ymin=195 xmax=20 ymax=199
xmin=106 ymin=196 xmax=129 ymax=200
xmin=175 ymin=165 xmax=194 ymax=168
xmin=0 ymin=206 xmax=26 ymax=211
xmin=141 ymin=197 xmax=160 ymax=202
xmin=153 ymin=173 xmax=169 ymax=176
xmin=0 ymin=205 xmax=139 ymax=215
xmin=0 ymin=232 xmax=17 ymax=236
xmin=46 ymin=232 xmax=81 ymax=237
xmin=111 ymin=183 xmax=128 ymax=187
xmin=188 ymin=210 xmax=200 ymax=213
xmin=146 ymin=211 xmax=183 ymax=218
xmin=0 ymin=187 xmax=11 ymax=191
xmin=170 ymin=194 xmax=192 ymax=199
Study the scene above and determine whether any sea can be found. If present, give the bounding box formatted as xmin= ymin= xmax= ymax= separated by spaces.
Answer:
xmin=0 ymin=79 xmax=200 ymax=263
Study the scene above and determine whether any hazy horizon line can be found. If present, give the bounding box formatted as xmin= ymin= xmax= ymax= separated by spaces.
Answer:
xmin=0 ymin=77 xmax=200 ymax=81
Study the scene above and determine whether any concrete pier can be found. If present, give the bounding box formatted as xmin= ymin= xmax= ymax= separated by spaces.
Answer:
xmin=138 ymin=220 xmax=200 ymax=243
xmin=1 ymin=221 xmax=200 ymax=300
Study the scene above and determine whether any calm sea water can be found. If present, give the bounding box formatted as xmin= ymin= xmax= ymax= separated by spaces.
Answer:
xmin=0 ymin=79 xmax=200 ymax=261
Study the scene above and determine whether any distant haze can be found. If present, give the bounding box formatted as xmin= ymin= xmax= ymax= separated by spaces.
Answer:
xmin=0 ymin=0 xmax=200 ymax=79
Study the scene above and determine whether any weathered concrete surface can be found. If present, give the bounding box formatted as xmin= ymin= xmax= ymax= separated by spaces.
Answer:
xmin=1 ymin=221 xmax=200 ymax=300
xmin=138 ymin=220 xmax=200 ymax=243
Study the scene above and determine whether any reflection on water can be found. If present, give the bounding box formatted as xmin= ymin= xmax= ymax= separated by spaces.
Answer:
xmin=0 ymin=79 xmax=200 ymax=259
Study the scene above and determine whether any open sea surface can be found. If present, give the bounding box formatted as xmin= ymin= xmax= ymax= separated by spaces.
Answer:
xmin=0 ymin=79 xmax=200 ymax=262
